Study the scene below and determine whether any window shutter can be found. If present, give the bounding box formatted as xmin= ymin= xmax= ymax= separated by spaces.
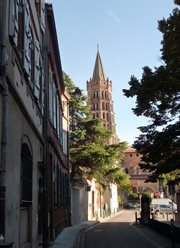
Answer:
xmin=63 ymin=126 xmax=67 ymax=155
xmin=34 ymin=40 xmax=40 ymax=99
xmin=9 ymin=0 xmax=19 ymax=46
xmin=49 ymin=71 xmax=53 ymax=122
xmin=52 ymin=82 xmax=56 ymax=129
xmin=40 ymin=0 xmax=45 ymax=33
xmin=59 ymin=108 xmax=63 ymax=146
xmin=57 ymin=98 xmax=60 ymax=138
xmin=23 ymin=0 xmax=31 ymax=78
xmin=41 ymin=67 xmax=45 ymax=115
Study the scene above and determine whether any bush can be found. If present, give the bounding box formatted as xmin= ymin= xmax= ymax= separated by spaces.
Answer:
xmin=127 ymin=193 xmax=139 ymax=200
xmin=117 ymin=196 xmax=121 ymax=204
xmin=142 ymin=192 xmax=151 ymax=199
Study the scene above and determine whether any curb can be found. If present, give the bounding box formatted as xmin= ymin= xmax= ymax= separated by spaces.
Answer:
xmin=75 ymin=222 xmax=100 ymax=248
xmin=76 ymin=210 xmax=124 ymax=248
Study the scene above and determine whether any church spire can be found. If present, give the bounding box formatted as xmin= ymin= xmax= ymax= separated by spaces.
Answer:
xmin=92 ymin=44 xmax=106 ymax=81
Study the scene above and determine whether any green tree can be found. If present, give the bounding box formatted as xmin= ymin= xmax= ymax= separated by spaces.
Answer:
xmin=63 ymin=72 xmax=128 ymax=179
xmin=128 ymin=193 xmax=139 ymax=201
xmin=142 ymin=192 xmax=151 ymax=200
xmin=103 ymin=167 xmax=132 ymax=193
xmin=123 ymin=1 xmax=180 ymax=182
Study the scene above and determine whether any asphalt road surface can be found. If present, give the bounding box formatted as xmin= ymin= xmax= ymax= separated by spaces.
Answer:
xmin=83 ymin=210 xmax=180 ymax=248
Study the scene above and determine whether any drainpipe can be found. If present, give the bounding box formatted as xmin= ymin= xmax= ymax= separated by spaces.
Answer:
xmin=0 ymin=0 xmax=8 ymax=237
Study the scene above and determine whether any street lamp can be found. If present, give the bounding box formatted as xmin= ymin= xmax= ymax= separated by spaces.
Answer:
xmin=62 ymin=87 xmax=81 ymax=106
xmin=73 ymin=87 xmax=81 ymax=101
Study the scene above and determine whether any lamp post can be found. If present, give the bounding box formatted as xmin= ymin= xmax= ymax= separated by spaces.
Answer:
xmin=62 ymin=87 xmax=81 ymax=106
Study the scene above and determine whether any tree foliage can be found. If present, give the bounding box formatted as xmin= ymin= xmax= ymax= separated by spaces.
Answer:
xmin=123 ymin=1 xmax=180 ymax=182
xmin=128 ymin=193 xmax=139 ymax=201
xmin=63 ymin=72 xmax=128 ymax=183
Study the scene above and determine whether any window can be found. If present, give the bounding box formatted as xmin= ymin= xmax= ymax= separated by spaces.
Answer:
xmin=102 ymin=102 xmax=105 ymax=110
xmin=9 ymin=0 xmax=19 ymax=46
xmin=21 ymin=143 xmax=33 ymax=206
xmin=23 ymin=0 xmax=32 ymax=79
xmin=49 ymin=70 xmax=53 ymax=122
xmin=57 ymin=97 xmax=60 ymax=138
xmin=136 ymin=154 xmax=139 ymax=157
xmin=63 ymin=124 xmax=67 ymax=155
xmin=52 ymin=82 xmax=57 ymax=128
xmin=130 ymin=154 xmax=132 ymax=157
xmin=34 ymin=40 xmax=40 ymax=100
xmin=40 ymin=0 xmax=45 ymax=33
xmin=106 ymin=103 xmax=108 ymax=110
xmin=41 ymin=68 xmax=45 ymax=115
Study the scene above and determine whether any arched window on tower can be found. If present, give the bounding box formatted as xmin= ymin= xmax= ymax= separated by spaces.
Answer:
xmin=105 ymin=91 xmax=107 ymax=98
xmin=96 ymin=103 xmax=99 ymax=110
xmin=106 ymin=113 xmax=108 ymax=121
xmin=93 ymin=103 xmax=95 ymax=110
xmin=102 ymin=91 xmax=104 ymax=98
xmin=102 ymin=102 xmax=104 ymax=110
xmin=106 ymin=102 xmax=108 ymax=110
xmin=96 ymin=113 xmax=99 ymax=118
xmin=103 ymin=112 xmax=105 ymax=119
xmin=94 ymin=92 xmax=95 ymax=98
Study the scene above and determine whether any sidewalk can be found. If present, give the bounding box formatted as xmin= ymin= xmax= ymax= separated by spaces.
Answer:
xmin=51 ymin=211 xmax=123 ymax=248
xmin=154 ymin=213 xmax=180 ymax=228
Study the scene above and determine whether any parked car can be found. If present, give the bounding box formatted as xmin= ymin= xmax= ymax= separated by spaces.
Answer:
xmin=124 ymin=203 xmax=136 ymax=209
xmin=131 ymin=202 xmax=140 ymax=208
xmin=151 ymin=204 xmax=177 ymax=214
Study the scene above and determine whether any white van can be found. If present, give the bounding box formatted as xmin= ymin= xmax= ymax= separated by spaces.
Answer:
xmin=151 ymin=198 xmax=177 ymax=214
xmin=151 ymin=198 xmax=177 ymax=207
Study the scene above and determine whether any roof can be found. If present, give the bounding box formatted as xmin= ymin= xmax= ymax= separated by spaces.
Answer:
xmin=125 ymin=146 xmax=137 ymax=153
xmin=92 ymin=45 xmax=106 ymax=81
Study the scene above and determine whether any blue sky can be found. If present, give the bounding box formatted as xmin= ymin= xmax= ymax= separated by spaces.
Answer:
xmin=49 ymin=0 xmax=176 ymax=145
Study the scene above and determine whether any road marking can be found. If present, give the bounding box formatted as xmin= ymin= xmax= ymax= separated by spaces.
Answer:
xmin=134 ymin=226 xmax=162 ymax=248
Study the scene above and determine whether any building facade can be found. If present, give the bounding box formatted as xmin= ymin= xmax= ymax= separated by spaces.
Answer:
xmin=0 ymin=1 xmax=70 ymax=247
xmin=122 ymin=146 xmax=159 ymax=196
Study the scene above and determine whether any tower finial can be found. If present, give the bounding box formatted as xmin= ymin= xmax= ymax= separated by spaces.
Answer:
xmin=97 ymin=38 xmax=99 ymax=52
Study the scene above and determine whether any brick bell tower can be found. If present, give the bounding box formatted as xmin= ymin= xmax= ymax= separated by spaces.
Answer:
xmin=86 ymin=45 xmax=120 ymax=145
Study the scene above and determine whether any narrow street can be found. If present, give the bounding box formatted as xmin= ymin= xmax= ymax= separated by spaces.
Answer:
xmin=82 ymin=210 xmax=179 ymax=248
